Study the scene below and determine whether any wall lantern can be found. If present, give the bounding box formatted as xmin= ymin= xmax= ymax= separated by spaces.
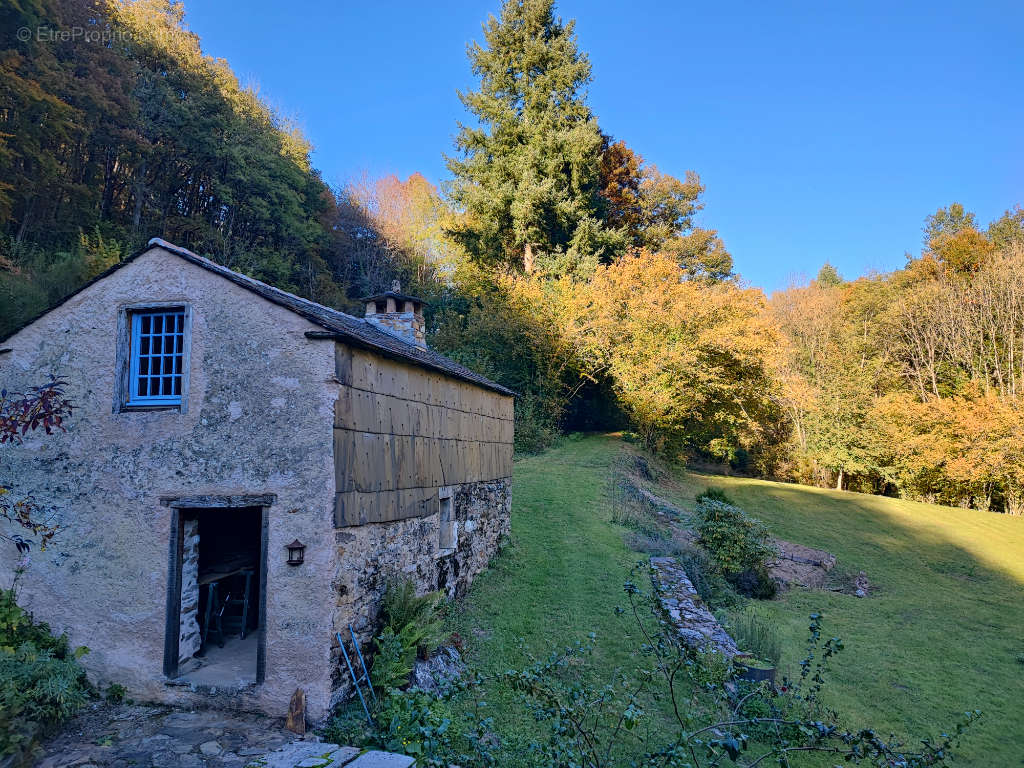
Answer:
xmin=285 ymin=539 xmax=306 ymax=566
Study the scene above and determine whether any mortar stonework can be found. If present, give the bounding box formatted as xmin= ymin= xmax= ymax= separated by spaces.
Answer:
xmin=329 ymin=478 xmax=510 ymax=705
xmin=0 ymin=244 xmax=513 ymax=724
xmin=179 ymin=517 xmax=200 ymax=663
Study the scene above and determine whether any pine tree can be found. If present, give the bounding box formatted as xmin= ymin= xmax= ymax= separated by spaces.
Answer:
xmin=446 ymin=0 xmax=620 ymax=276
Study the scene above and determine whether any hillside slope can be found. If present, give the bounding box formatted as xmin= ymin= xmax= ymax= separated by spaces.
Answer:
xmin=453 ymin=434 xmax=1023 ymax=766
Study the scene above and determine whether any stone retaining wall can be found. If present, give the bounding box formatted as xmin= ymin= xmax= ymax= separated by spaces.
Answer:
xmin=650 ymin=556 xmax=739 ymax=656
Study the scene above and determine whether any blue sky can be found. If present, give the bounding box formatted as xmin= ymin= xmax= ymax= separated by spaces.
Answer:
xmin=184 ymin=0 xmax=1023 ymax=292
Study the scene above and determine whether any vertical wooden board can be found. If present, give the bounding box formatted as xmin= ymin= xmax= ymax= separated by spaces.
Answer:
xmin=420 ymin=438 xmax=433 ymax=487
xmin=358 ymin=491 xmax=376 ymax=525
xmin=334 ymin=343 xmax=353 ymax=385
xmin=414 ymin=400 xmax=428 ymax=437
xmin=354 ymin=390 xmax=370 ymax=433
xmin=434 ymin=374 xmax=446 ymax=407
xmin=501 ymin=442 xmax=514 ymax=476
xmin=401 ymin=398 xmax=416 ymax=436
xmin=356 ymin=432 xmax=378 ymax=492
xmin=334 ymin=387 xmax=352 ymax=428
xmin=427 ymin=439 xmax=442 ymax=487
xmin=392 ymin=435 xmax=408 ymax=489
xmin=333 ymin=491 xmax=350 ymax=527
xmin=351 ymin=350 xmax=372 ymax=389
xmin=382 ymin=489 xmax=399 ymax=521
xmin=333 ymin=429 xmax=354 ymax=493
xmin=429 ymin=404 xmax=441 ymax=439
xmin=379 ymin=432 xmax=395 ymax=491
xmin=440 ymin=439 xmax=454 ymax=484
xmin=435 ymin=406 xmax=448 ymax=440
xmin=396 ymin=488 xmax=415 ymax=520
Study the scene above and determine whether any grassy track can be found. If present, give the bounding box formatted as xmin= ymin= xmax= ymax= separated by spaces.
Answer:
xmin=452 ymin=434 xmax=1024 ymax=765
xmin=448 ymin=434 xmax=656 ymax=761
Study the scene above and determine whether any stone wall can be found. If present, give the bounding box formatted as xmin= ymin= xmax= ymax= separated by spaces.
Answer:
xmin=178 ymin=517 xmax=201 ymax=664
xmin=330 ymin=477 xmax=510 ymax=706
xmin=365 ymin=310 xmax=425 ymax=348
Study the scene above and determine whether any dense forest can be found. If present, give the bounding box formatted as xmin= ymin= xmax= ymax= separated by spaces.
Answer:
xmin=3 ymin=0 xmax=1023 ymax=513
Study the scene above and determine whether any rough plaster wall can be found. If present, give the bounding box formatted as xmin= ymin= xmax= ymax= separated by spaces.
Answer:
xmin=179 ymin=517 xmax=200 ymax=663
xmin=0 ymin=247 xmax=338 ymax=719
xmin=330 ymin=478 xmax=510 ymax=706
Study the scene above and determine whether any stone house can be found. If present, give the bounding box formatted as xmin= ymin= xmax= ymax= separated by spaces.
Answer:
xmin=0 ymin=239 xmax=513 ymax=721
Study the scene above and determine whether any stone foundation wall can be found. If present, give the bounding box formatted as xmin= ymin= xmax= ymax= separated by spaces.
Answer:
xmin=329 ymin=477 xmax=510 ymax=705
xmin=178 ymin=518 xmax=201 ymax=663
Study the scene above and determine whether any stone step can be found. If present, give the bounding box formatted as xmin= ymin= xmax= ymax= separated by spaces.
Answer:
xmin=248 ymin=742 xmax=414 ymax=768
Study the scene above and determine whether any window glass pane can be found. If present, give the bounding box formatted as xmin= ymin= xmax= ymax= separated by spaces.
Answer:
xmin=129 ymin=308 xmax=186 ymax=405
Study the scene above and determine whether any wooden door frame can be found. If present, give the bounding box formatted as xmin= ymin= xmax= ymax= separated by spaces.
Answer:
xmin=160 ymin=494 xmax=274 ymax=683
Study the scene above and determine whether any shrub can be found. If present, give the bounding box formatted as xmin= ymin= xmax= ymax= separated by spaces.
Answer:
xmin=379 ymin=579 xmax=445 ymax=658
xmin=674 ymin=545 xmax=740 ymax=609
xmin=728 ymin=610 xmax=782 ymax=666
xmin=1 ymin=589 xmax=90 ymax=766
xmin=371 ymin=580 xmax=448 ymax=694
xmin=371 ymin=627 xmax=417 ymax=693
xmin=695 ymin=486 xmax=733 ymax=505
xmin=694 ymin=498 xmax=775 ymax=578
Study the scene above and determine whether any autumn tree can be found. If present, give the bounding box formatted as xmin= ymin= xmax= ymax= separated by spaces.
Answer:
xmin=566 ymin=250 xmax=779 ymax=462
xmin=446 ymin=0 xmax=621 ymax=277
xmin=598 ymin=138 xmax=733 ymax=280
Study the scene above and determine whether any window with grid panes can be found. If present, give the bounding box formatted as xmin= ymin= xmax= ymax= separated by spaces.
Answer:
xmin=128 ymin=309 xmax=187 ymax=406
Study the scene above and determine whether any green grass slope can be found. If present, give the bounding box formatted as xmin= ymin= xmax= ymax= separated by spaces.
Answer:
xmin=453 ymin=433 xmax=1023 ymax=765
xmin=659 ymin=467 xmax=1024 ymax=767
xmin=449 ymin=434 xmax=647 ymax=759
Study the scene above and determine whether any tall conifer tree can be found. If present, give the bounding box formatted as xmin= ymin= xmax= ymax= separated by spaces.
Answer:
xmin=446 ymin=0 xmax=620 ymax=276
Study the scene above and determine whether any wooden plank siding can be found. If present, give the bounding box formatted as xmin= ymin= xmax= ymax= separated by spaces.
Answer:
xmin=333 ymin=345 xmax=514 ymax=526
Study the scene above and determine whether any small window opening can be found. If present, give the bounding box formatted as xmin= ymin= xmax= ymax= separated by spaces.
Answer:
xmin=128 ymin=308 xmax=187 ymax=407
xmin=439 ymin=492 xmax=455 ymax=551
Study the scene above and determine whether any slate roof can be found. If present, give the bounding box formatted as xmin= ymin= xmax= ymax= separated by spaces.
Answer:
xmin=1 ymin=238 xmax=514 ymax=397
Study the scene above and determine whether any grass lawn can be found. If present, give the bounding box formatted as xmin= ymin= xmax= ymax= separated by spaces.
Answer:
xmin=447 ymin=434 xmax=663 ymax=763
xmin=649 ymin=452 xmax=1024 ymax=766
xmin=452 ymin=433 xmax=1024 ymax=766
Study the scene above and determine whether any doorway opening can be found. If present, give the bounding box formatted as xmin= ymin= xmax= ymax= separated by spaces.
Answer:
xmin=164 ymin=500 xmax=268 ymax=687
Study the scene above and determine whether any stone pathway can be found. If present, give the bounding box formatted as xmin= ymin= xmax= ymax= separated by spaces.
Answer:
xmin=38 ymin=703 xmax=413 ymax=768
xmin=650 ymin=556 xmax=739 ymax=656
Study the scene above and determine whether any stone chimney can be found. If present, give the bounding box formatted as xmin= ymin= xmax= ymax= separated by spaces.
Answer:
xmin=362 ymin=281 xmax=427 ymax=348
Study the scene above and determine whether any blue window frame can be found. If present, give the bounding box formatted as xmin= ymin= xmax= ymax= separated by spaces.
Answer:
xmin=128 ymin=309 xmax=187 ymax=406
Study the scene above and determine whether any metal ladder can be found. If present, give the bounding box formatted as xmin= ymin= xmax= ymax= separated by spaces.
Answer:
xmin=338 ymin=625 xmax=377 ymax=724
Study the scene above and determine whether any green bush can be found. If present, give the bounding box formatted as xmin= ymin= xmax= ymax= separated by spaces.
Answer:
xmin=695 ymin=486 xmax=734 ymax=506
xmin=674 ymin=545 xmax=740 ymax=609
xmin=378 ymin=579 xmax=445 ymax=659
xmin=1 ymin=589 xmax=90 ymax=766
xmin=371 ymin=627 xmax=417 ymax=694
xmin=694 ymin=498 xmax=775 ymax=578
xmin=370 ymin=579 xmax=449 ymax=694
